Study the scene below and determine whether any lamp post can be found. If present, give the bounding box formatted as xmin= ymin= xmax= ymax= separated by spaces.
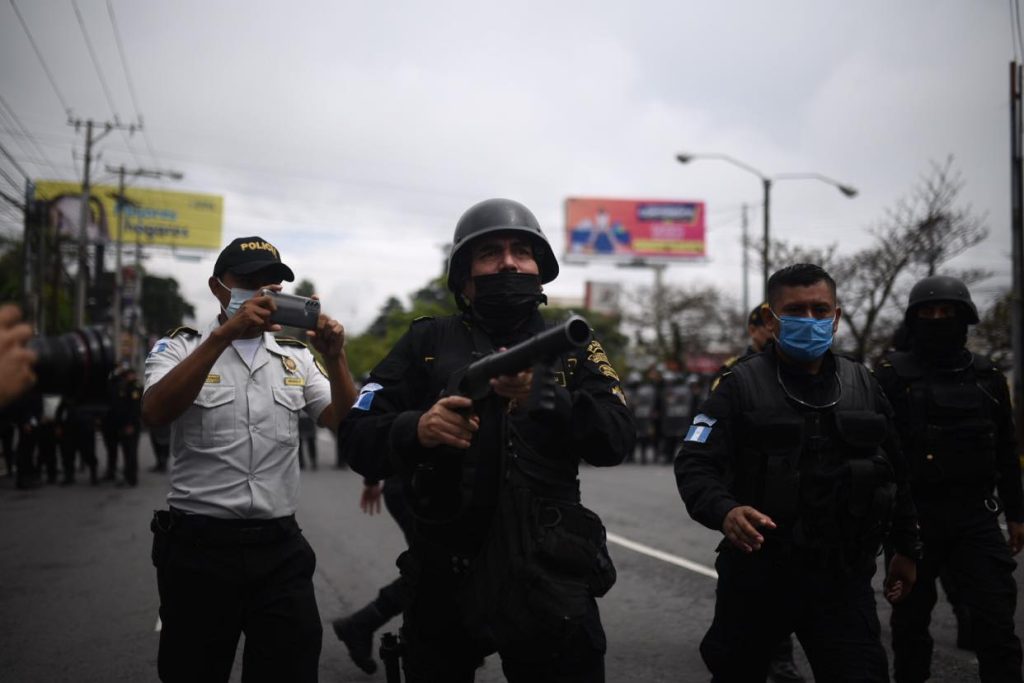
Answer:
xmin=675 ymin=152 xmax=857 ymax=299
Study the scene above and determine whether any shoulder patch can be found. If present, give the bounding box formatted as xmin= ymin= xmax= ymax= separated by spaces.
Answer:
xmin=165 ymin=326 xmax=199 ymax=338
xmin=710 ymin=371 xmax=731 ymax=393
xmin=275 ymin=336 xmax=310 ymax=348
xmin=585 ymin=340 xmax=621 ymax=381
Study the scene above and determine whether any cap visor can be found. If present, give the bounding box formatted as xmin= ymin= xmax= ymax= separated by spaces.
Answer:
xmin=228 ymin=261 xmax=295 ymax=282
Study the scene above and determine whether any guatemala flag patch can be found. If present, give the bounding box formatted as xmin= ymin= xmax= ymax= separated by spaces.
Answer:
xmin=352 ymin=382 xmax=383 ymax=411
xmin=684 ymin=414 xmax=717 ymax=443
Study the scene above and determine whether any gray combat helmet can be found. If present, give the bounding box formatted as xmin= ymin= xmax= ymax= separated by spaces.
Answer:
xmin=446 ymin=198 xmax=559 ymax=294
xmin=905 ymin=275 xmax=979 ymax=324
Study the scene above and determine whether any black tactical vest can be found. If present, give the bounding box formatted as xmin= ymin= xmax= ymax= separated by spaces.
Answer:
xmin=406 ymin=314 xmax=580 ymax=529
xmin=884 ymin=351 xmax=1000 ymax=493
xmin=727 ymin=353 xmax=896 ymax=560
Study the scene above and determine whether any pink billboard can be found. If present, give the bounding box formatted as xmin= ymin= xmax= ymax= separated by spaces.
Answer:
xmin=564 ymin=197 xmax=706 ymax=261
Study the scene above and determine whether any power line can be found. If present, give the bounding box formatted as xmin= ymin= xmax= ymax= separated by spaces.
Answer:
xmin=9 ymin=0 xmax=72 ymax=116
xmin=0 ymin=140 xmax=29 ymax=181
xmin=0 ymin=93 xmax=63 ymax=177
xmin=71 ymin=0 xmax=143 ymax=167
xmin=1015 ymin=0 xmax=1024 ymax=61
xmin=0 ymin=165 xmax=22 ymax=194
xmin=106 ymin=0 xmax=161 ymax=165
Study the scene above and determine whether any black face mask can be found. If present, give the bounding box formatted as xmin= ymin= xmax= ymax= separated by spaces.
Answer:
xmin=911 ymin=317 xmax=968 ymax=359
xmin=469 ymin=272 xmax=546 ymax=331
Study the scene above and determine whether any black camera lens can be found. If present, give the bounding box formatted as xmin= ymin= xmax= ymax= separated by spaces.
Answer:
xmin=28 ymin=327 xmax=115 ymax=398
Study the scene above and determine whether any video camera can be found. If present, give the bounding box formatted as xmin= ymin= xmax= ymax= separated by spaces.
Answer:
xmin=28 ymin=327 xmax=116 ymax=398
xmin=258 ymin=289 xmax=322 ymax=330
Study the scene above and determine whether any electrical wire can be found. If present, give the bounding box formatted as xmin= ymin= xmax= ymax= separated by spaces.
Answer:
xmin=0 ymin=165 xmax=23 ymax=193
xmin=71 ymin=0 xmax=143 ymax=167
xmin=0 ymin=140 xmax=29 ymax=181
xmin=0 ymin=93 xmax=64 ymax=178
xmin=106 ymin=0 xmax=161 ymax=166
xmin=9 ymin=0 xmax=73 ymax=116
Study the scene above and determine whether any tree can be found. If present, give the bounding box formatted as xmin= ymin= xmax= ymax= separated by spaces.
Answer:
xmin=624 ymin=282 xmax=741 ymax=370
xmin=971 ymin=290 xmax=1012 ymax=370
xmin=293 ymin=279 xmax=315 ymax=298
xmin=757 ymin=158 xmax=990 ymax=362
xmin=142 ymin=274 xmax=195 ymax=335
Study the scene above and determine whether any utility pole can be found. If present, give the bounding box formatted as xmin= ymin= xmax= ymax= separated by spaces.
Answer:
xmin=106 ymin=164 xmax=183 ymax=364
xmin=1010 ymin=62 xmax=1024 ymax=449
xmin=68 ymin=117 xmax=139 ymax=327
xmin=741 ymin=203 xmax=749 ymax=315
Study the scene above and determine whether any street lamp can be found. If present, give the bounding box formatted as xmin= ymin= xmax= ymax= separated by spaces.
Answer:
xmin=675 ymin=152 xmax=858 ymax=299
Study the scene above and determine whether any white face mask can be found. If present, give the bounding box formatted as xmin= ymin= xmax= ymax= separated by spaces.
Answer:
xmin=217 ymin=278 xmax=256 ymax=317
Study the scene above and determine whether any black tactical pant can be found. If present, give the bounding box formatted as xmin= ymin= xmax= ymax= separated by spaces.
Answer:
xmin=701 ymin=546 xmax=889 ymax=682
xmin=151 ymin=510 xmax=322 ymax=683
xmin=890 ymin=499 xmax=1022 ymax=683
xmin=119 ymin=430 xmax=139 ymax=485
xmin=397 ymin=549 xmax=605 ymax=683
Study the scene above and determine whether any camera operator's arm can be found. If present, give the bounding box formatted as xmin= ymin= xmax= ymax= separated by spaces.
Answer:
xmin=0 ymin=304 xmax=37 ymax=409
xmin=305 ymin=309 xmax=357 ymax=431
xmin=143 ymin=294 xmax=279 ymax=427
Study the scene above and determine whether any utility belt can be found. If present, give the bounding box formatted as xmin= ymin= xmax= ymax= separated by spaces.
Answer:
xmin=150 ymin=508 xmax=300 ymax=546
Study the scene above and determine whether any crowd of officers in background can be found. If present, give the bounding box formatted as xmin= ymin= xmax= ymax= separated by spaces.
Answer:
xmin=0 ymin=366 xmax=332 ymax=489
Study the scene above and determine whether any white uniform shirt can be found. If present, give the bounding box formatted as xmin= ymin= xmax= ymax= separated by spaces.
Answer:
xmin=144 ymin=320 xmax=332 ymax=519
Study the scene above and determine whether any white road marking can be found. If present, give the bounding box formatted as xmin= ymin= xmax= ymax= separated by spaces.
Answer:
xmin=606 ymin=532 xmax=718 ymax=580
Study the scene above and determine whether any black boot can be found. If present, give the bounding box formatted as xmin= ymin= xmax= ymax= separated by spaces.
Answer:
xmin=332 ymin=603 xmax=388 ymax=674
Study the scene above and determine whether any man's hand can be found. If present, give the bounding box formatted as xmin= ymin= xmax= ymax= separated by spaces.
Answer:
xmin=490 ymin=370 xmax=533 ymax=403
xmin=490 ymin=350 xmax=532 ymax=404
xmin=721 ymin=505 xmax=776 ymax=553
xmin=217 ymin=286 xmax=282 ymax=340
xmin=0 ymin=304 xmax=37 ymax=409
xmin=884 ymin=553 xmax=917 ymax=603
xmin=1007 ymin=521 xmax=1024 ymax=556
xmin=307 ymin=298 xmax=345 ymax=359
xmin=360 ymin=483 xmax=383 ymax=515
xmin=417 ymin=395 xmax=479 ymax=449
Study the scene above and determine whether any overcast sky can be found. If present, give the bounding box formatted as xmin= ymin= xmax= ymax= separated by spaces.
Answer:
xmin=0 ymin=1 xmax=1018 ymax=334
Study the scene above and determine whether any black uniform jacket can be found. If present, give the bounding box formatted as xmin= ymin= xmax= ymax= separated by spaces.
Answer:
xmin=675 ymin=347 xmax=921 ymax=559
xmin=339 ymin=311 xmax=635 ymax=549
xmin=876 ymin=351 xmax=1023 ymax=523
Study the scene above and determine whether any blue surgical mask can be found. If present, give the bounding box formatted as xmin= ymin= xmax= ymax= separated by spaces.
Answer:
xmin=770 ymin=310 xmax=835 ymax=362
xmin=217 ymin=278 xmax=257 ymax=318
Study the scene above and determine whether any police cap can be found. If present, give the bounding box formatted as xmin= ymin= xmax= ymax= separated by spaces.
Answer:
xmin=213 ymin=236 xmax=295 ymax=282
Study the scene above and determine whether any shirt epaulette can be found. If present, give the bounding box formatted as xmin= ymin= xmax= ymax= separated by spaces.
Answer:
xmin=165 ymin=326 xmax=199 ymax=338
xmin=275 ymin=336 xmax=310 ymax=349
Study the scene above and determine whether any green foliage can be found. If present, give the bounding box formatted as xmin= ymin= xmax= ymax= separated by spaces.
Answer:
xmin=140 ymin=274 xmax=195 ymax=336
xmin=293 ymin=279 xmax=315 ymax=297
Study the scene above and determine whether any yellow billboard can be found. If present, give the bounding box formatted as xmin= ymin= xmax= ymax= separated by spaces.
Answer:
xmin=33 ymin=180 xmax=223 ymax=250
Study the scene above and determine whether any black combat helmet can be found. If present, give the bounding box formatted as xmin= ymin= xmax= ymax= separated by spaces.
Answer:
xmin=905 ymin=275 xmax=979 ymax=324
xmin=446 ymin=198 xmax=559 ymax=294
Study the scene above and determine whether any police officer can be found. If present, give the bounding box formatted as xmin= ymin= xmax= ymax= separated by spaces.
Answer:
xmin=876 ymin=275 xmax=1023 ymax=683
xmin=659 ymin=371 xmax=691 ymax=463
xmin=339 ymin=198 xmax=634 ymax=682
xmin=624 ymin=371 xmax=658 ymax=463
xmin=57 ymin=395 xmax=99 ymax=486
xmin=142 ymin=236 xmax=356 ymax=682
xmin=712 ymin=303 xmax=771 ymax=391
xmin=675 ymin=263 xmax=921 ymax=682
xmin=101 ymin=369 xmax=123 ymax=481
xmin=331 ymin=474 xmax=415 ymax=674
xmin=713 ymin=302 xmax=807 ymax=683
xmin=112 ymin=365 xmax=142 ymax=487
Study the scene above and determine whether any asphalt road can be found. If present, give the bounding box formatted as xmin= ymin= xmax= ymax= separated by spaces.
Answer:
xmin=1 ymin=432 xmax=1020 ymax=682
